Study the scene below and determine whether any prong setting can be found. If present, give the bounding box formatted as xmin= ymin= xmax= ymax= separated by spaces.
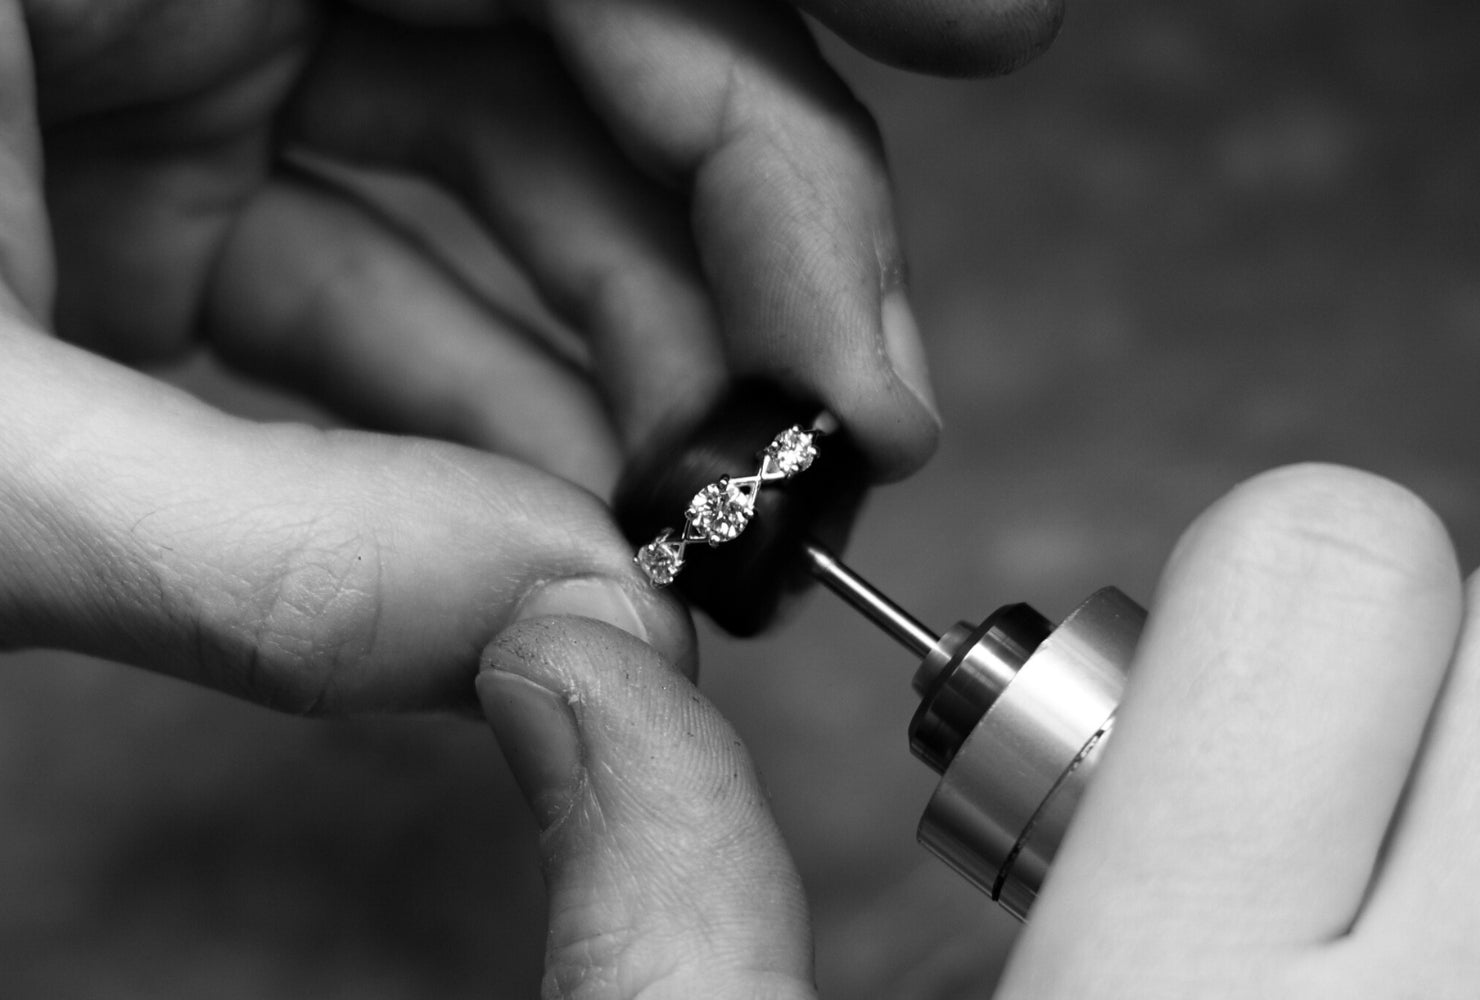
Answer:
xmin=635 ymin=424 xmax=823 ymax=587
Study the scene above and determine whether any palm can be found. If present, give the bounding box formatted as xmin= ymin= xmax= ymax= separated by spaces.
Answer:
xmin=33 ymin=0 xmax=320 ymax=359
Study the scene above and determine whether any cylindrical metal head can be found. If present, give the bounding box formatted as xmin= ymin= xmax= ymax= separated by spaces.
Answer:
xmin=908 ymin=604 xmax=1052 ymax=773
xmin=915 ymin=587 xmax=1145 ymax=919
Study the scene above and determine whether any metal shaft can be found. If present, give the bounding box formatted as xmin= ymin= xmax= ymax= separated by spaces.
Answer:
xmin=802 ymin=542 xmax=938 ymax=658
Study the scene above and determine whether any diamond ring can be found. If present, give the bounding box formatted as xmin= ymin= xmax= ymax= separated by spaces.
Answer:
xmin=635 ymin=423 xmax=825 ymax=587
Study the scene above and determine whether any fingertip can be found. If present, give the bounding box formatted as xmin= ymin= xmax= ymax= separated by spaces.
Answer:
xmin=475 ymin=661 xmax=583 ymax=830
xmin=813 ymin=352 xmax=941 ymax=483
xmin=1169 ymin=463 xmax=1462 ymax=612
xmin=848 ymin=386 xmax=943 ymax=484
xmin=789 ymin=292 xmax=941 ymax=482
xmin=881 ymin=291 xmax=940 ymax=426
xmin=479 ymin=615 xmax=815 ymax=999
xmin=479 ymin=614 xmax=668 ymax=697
xmin=509 ymin=574 xmax=698 ymax=681
xmin=478 ymin=615 xmax=766 ymax=846
xmin=825 ymin=290 xmax=942 ymax=482
xmin=796 ymin=0 xmax=1064 ymax=77
xmin=832 ymin=392 xmax=941 ymax=483
xmin=1151 ymin=463 xmax=1464 ymax=711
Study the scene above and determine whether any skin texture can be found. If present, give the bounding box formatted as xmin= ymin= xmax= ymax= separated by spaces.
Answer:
xmin=0 ymin=0 xmax=1059 ymax=711
xmin=998 ymin=465 xmax=1472 ymax=998
xmin=483 ymin=464 xmax=1480 ymax=998
xmin=6 ymin=5 xmax=1473 ymax=997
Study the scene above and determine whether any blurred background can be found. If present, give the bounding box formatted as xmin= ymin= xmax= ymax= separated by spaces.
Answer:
xmin=4 ymin=0 xmax=1480 ymax=995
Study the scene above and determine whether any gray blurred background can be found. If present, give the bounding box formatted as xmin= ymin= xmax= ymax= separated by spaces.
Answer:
xmin=4 ymin=0 xmax=1480 ymax=996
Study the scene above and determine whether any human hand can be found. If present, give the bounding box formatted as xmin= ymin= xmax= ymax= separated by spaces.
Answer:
xmin=481 ymin=464 xmax=1478 ymax=997
xmin=997 ymin=463 xmax=1474 ymax=997
xmin=0 ymin=0 xmax=1056 ymax=711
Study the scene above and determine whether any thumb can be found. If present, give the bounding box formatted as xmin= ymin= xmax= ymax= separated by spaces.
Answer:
xmin=477 ymin=617 xmax=818 ymax=1000
xmin=0 ymin=328 xmax=693 ymax=712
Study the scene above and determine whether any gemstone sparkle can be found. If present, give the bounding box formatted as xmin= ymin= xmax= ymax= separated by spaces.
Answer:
xmin=635 ymin=532 xmax=685 ymax=587
xmin=686 ymin=480 xmax=755 ymax=544
xmin=764 ymin=427 xmax=818 ymax=478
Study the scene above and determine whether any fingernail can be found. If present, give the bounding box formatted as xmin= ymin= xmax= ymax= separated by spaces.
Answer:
xmin=515 ymin=576 xmax=650 ymax=645
xmin=881 ymin=290 xmax=941 ymax=428
xmin=514 ymin=576 xmax=698 ymax=680
xmin=476 ymin=658 xmax=582 ymax=829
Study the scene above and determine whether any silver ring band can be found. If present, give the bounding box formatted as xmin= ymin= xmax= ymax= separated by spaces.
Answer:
xmin=635 ymin=422 xmax=827 ymax=587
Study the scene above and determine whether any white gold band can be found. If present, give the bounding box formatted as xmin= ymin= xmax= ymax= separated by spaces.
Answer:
xmin=635 ymin=424 xmax=824 ymax=587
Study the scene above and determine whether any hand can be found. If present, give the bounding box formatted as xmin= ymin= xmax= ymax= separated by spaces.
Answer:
xmin=483 ymin=464 xmax=1479 ymax=997
xmin=0 ymin=0 xmax=1055 ymax=711
xmin=998 ymin=463 xmax=1474 ymax=996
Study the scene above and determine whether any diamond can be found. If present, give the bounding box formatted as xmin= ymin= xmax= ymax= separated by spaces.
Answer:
xmin=686 ymin=480 xmax=755 ymax=544
xmin=635 ymin=532 xmax=684 ymax=587
xmin=764 ymin=426 xmax=817 ymax=478
xmin=634 ymin=420 xmax=827 ymax=588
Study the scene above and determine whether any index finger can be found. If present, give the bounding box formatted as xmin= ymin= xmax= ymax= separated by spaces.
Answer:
xmin=535 ymin=0 xmax=940 ymax=480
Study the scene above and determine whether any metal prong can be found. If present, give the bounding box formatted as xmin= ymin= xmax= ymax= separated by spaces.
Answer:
xmin=802 ymin=542 xmax=938 ymax=658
